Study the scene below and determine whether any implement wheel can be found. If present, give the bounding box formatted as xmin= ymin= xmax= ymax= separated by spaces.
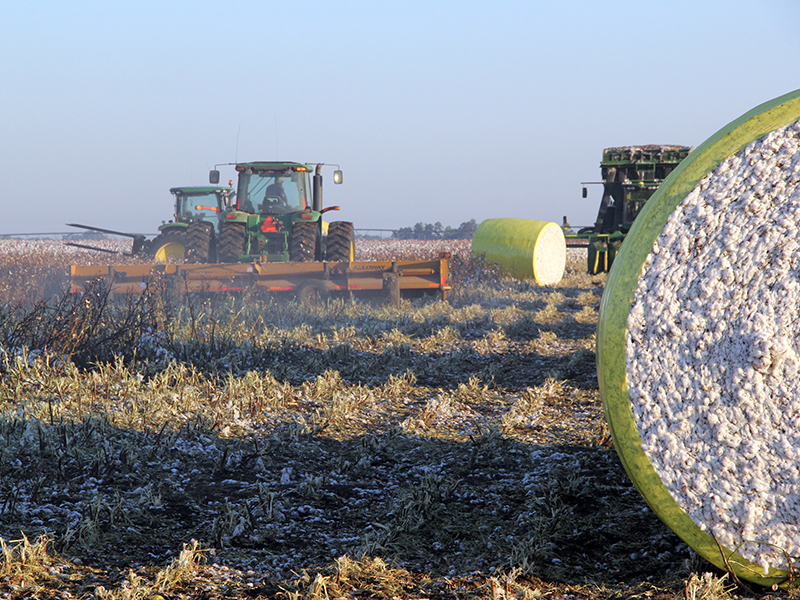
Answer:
xmin=297 ymin=280 xmax=331 ymax=306
xmin=289 ymin=222 xmax=318 ymax=262
xmin=149 ymin=231 xmax=186 ymax=263
xmin=186 ymin=221 xmax=215 ymax=263
xmin=326 ymin=221 xmax=355 ymax=261
xmin=218 ymin=222 xmax=246 ymax=263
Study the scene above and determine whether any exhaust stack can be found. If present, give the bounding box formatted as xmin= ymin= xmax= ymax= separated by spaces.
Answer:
xmin=313 ymin=164 xmax=323 ymax=212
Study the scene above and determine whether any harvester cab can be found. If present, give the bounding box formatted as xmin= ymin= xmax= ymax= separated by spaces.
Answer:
xmin=565 ymin=145 xmax=692 ymax=274
xmin=147 ymin=186 xmax=236 ymax=263
xmin=209 ymin=162 xmax=354 ymax=264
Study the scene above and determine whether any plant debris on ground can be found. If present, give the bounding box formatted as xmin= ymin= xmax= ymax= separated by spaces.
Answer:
xmin=0 ymin=240 xmax=774 ymax=599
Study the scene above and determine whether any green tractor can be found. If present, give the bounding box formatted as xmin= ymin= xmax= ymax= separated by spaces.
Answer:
xmin=209 ymin=161 xmax=354 ymax=263
xmin=148 ymin=186 xmax=236 ymax=263
xmin=564 ymin=144 xmax=692 ymax=274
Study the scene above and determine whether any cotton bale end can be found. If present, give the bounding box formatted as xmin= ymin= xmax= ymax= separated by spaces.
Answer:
xmin=598 ymin=88 xmax=800 ymax=587
xmin=470 ymin=218 xmax=566 ymax=286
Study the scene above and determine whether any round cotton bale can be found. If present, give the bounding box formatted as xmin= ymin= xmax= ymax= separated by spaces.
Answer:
xmin=597 ymin=88 xmax=800 ymax=587
xmin=470 ymin=218 xmax=566 ymax=286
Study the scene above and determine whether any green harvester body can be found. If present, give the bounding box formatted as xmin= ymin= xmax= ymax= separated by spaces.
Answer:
xmin=565 ymin=145 xmax=692 ymax=274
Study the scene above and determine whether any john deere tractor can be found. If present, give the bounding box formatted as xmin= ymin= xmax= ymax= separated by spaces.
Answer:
xmin=209 ymin=161 xmax=354 ymax=263
xmin=148 ymin=186 xmax=236 ymax=263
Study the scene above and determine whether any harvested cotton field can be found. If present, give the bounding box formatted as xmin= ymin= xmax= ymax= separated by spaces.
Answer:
xmin=0 ymin=239 xmax=136 ymax=304
xmin=627 ymin=119 xmax=800 ymax=575
xmin=0 ymin=238 xmax=735 ymax=600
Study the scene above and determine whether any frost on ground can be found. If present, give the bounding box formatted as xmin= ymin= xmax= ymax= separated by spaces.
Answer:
xmin=0 ymin=239 xmax=697 ymax=599
xmin=627 ymin=119 xmax=800 ymax=573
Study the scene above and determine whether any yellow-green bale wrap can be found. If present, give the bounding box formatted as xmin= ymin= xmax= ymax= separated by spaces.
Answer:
xmin=471 ymin=218 xmax=566 ymax=286
xmin=597 ymin=88 xmax=800 ymax=588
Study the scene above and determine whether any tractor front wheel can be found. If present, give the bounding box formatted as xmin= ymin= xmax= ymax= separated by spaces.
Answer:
xmin=186 ymin=221 xmax=215 ymax=263
xmin=289 ymin=222 xmax=318 ymax=262
xmin=218 ymin=222 xmax=246 ymax=263
xmin=326 ymin=221 xmax=355 ymax=261
xmin=149 ymin=231 xmax=186 ymax=263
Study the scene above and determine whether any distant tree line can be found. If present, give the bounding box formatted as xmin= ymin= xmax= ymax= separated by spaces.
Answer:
xmin=393 ymin=219 xmax=478 ymax=240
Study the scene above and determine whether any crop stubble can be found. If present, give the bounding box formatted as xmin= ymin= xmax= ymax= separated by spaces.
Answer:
xmin=0 ymin=240 xmax=718 ymax=599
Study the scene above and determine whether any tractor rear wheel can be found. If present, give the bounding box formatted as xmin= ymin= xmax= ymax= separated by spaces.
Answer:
xmin=149 ymin=231 xmax=186 ymax=263
xmin=218 ymin=222 xmax=246 ymax=263
xmin=289 ymin=222 xmax=318 ymax=262
xmin=186 ymin=221 xmax=215 ymax=263
xmin=326 ymin=221 xmax=355 ymax=261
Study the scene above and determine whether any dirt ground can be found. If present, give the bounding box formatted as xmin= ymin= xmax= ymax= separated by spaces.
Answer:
xmin=0 ymin=240 xmax=774 ymax=599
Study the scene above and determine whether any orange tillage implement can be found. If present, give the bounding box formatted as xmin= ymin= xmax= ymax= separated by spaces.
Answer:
xmin=70 ymin=258 xmax=450 ymax=305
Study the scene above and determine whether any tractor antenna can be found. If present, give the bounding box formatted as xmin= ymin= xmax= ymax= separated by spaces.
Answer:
xmin=274 ymin=115 xmax=279 ymax=159
xmin=236 ymin=124 xmax=241 ymax=163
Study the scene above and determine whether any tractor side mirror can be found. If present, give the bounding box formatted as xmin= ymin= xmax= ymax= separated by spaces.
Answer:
xmin=210 ymin=170 xmax=220 ymax=184
xmin=582 ymin=186 xmax=588 ymax=198
xmin=333 ymin=170 xmax=343 ymax=184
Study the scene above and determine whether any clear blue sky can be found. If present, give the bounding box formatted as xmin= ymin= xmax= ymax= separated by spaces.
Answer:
xmin=1 ymin=0 xmax=798 ymax=235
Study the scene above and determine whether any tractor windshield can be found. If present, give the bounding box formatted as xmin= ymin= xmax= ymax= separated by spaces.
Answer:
xmin=237 ymin=169 xmax=308 ymax=214
xmin=175 ymin=190 xmax=229 ymax=231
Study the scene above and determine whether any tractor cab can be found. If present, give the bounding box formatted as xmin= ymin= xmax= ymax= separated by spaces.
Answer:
xmin=169 ymin=186 xmax=235 ymax=232
xmin=208 ymin=161 xmax=352 ymax=264
xmin=235 ymin=164 xmax=310 ymax=214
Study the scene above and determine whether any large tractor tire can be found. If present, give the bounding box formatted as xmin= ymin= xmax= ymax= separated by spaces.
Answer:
xmin=149 ymin=231 xmax=186 ymax=263
xmin=218 ymin=222 xmax=246 ymax=263
xmin=289 ymin=221 xmax=318 ymax=262
xmin=185 ymin=221 xmax=215 ymax=263
xmin=326 ymin=221 xmax=355 ymax=261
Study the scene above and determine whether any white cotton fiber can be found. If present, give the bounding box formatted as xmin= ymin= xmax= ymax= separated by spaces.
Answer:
xmin=626 ymin=120 xmax=800 ymax=574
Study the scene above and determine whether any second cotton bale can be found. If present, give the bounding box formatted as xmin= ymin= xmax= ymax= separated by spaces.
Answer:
xmin=470 ymin=218 xmax=566 ymax=286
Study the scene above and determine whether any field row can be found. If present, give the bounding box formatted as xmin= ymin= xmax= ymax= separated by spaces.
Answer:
xmin=0 ymin=240 xmax=694 ymax=599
